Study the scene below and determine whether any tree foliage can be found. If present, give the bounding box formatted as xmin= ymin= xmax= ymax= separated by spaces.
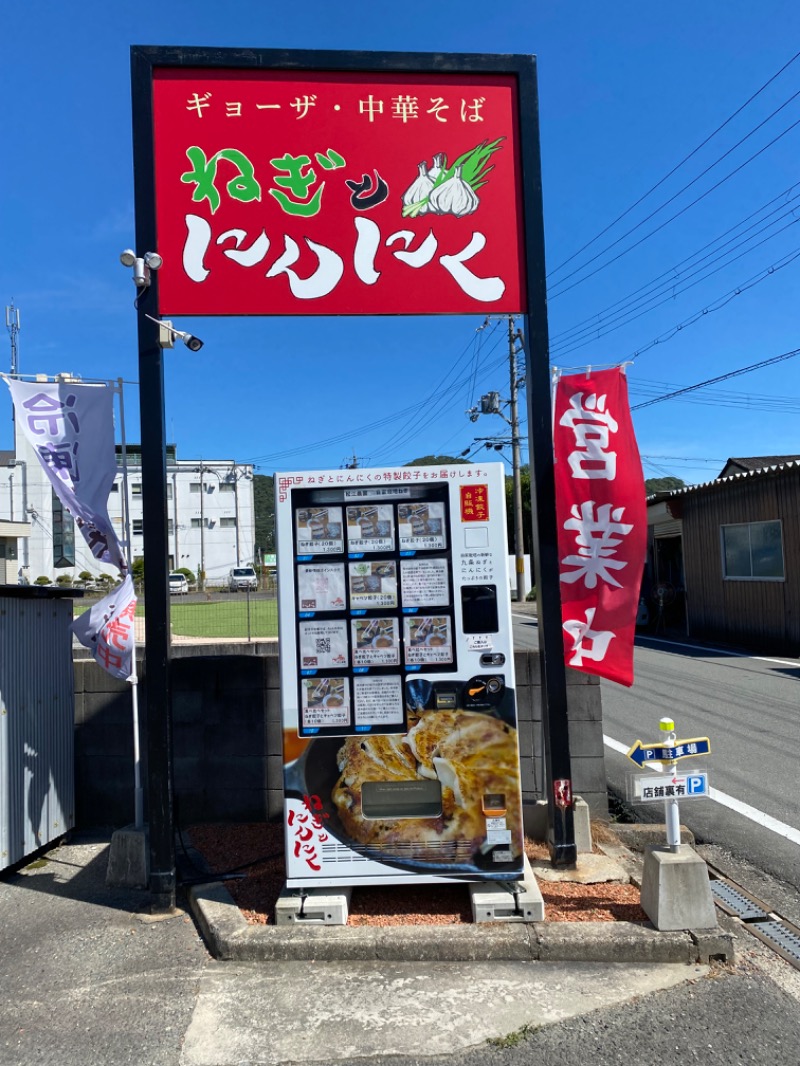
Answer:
xmin=405 ymin=455 xmax=471 ymax=467
xmin=253 ymin=473 xmax=275 ymax=555
xmin=505 ymin=465 xmax=532 ymax=554
xmin=645 ymin=476 xmax=685 ymax=494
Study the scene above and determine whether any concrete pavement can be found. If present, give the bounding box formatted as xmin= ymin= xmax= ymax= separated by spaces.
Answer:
xmin=0 ymin=830 xmax=742 ymax=1066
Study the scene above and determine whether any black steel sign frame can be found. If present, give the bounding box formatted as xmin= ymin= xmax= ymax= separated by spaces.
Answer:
xmin=129 ymin=44 xmax=576 ymax=908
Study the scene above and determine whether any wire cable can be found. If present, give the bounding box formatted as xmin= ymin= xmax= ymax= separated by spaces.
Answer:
xmin=552 ymin=228 xmax=800 ymax=359
xmin=631 ymin=346 xmax=800 ymax=412
xmin=547 ymin=49 xmax=800 ymax=279
xmin=550 ymin=110 xmax=800 ymax=299
xmin=550 ymin=183 xmax=800 ymax=348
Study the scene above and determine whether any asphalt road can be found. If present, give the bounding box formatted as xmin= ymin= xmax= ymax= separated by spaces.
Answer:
xmin=512 ymin=612 xmax=800 ymax=894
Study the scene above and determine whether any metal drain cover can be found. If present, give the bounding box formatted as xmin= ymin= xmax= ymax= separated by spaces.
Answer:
xmin=711 ymin=879 xmax=768 ymax=921
xmin=749 ymin=920 xmax=800 ymax=968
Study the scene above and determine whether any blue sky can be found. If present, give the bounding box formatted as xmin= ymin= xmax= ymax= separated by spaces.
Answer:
xmin=4 ymin=1 xmax=800 ymax=485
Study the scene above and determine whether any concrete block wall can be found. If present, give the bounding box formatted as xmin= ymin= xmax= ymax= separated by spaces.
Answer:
xmin=73 ymin=646 xmax=608 ymax=829
xmin=513 ymin=650 xmax=606 ymax=820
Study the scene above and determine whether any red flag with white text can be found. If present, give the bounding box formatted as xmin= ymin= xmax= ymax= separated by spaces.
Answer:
xmin=553 ymin=368 xmax=646 ymax=687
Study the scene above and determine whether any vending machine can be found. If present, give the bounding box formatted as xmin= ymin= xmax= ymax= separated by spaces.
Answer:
xmin=276 ymin=462 xmax=524 ymax=888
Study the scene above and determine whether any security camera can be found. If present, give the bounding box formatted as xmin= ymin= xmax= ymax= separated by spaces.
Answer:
xmin=145 ymin=314 xmax=204 ymax=351
xmin=180 ymin=332 xmax=204 ymax=352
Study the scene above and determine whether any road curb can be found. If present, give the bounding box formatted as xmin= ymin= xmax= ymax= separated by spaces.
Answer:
xmin=188 ymin=881 xmax=735 ymax=964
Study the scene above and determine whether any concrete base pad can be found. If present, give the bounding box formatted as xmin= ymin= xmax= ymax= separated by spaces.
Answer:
xmin=470 ymin=855 xmax=545 ymax=922
xmin=524 ymin=796 xmax=593 ymax=854
xmin=532 ymin=852 xmax=630 ymax=885
xmin=275 ymin=884 xmax=352 ymax=926
xmin=106 ymin=824 xmax=148 ymax=889
xmin=641 ymin=844 xmax=717 ymax=930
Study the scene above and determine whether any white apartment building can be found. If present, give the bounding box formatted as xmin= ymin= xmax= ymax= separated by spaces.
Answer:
xmin=1 ymin=421 xmax=255 ymax=586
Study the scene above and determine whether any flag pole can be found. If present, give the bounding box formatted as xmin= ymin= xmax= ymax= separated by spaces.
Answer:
xmin=116 ymin=377 xmax=143 ymax=830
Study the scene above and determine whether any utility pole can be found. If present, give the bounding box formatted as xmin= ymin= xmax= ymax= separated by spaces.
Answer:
xmin=199 ymin=460 xmax=205 ymax=589
xmin=467 ymin=314 xmax=528 ymax=603
xmin=508 ymin=316 xmax=526 ymax=604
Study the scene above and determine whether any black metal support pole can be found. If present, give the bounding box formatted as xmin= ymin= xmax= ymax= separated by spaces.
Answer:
xmin=131 ymin=46 xmax=176 ymax=908
xmin=518 ymin=58 xmax=576 ymax=866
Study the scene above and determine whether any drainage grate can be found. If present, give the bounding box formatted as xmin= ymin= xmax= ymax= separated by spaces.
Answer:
xmin=748 ymin=920 xmax=800 ymax=968
xmin=711 ymin=879 xmax=769 ymax=921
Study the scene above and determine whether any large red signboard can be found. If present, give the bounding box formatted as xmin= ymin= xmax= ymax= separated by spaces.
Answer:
xmin=152 ymin=69 xmax=526 ymax=316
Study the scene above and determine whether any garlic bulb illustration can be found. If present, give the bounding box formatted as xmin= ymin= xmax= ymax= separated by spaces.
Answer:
xmin=402 ymin=162 xmax=435 ymax=211
xmin=428 ymin=152 xmax=447 ymax=182
xmin=427 ymin=166 xmax=479 ymax=217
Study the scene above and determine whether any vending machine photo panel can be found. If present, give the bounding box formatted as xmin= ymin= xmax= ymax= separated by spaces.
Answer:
xmin=277 ymin=464 xmax=524 ymax=887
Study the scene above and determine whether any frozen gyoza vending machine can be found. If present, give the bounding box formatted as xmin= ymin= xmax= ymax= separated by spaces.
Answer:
xmin=276 ymin=462 xmax=524 ymax=887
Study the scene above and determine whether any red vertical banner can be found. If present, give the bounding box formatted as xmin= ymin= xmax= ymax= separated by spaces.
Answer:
xmin=553 ymin=369 xmax=646 ymax=687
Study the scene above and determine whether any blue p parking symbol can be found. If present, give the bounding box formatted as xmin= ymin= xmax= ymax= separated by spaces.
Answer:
xmin=687 ymin=775 xmax=706 ymax=796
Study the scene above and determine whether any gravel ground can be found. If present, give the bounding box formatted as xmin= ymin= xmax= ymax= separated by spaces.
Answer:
xmin=188 ymin=822 xmax=647 ymax=925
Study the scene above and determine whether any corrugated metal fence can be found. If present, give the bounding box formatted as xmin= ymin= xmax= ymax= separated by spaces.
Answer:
xmin=0 ymin=588 xmax=76 ymax=870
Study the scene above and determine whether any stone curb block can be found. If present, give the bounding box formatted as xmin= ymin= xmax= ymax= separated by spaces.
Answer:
xmin=189 ymin=881 xmax=731 ymax=964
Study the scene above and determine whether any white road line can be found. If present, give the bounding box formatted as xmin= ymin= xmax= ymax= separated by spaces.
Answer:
xmin=515 ymin=620 xmax=799 ymax=669
xmin=604 ymin=734 xmax=800 ymax=846
xmin=636 ymin=635 xmax=799 ymax=669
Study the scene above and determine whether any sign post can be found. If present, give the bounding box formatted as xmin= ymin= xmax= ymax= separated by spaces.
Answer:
xmin=627 ymin=716 xmax=717 ymax=930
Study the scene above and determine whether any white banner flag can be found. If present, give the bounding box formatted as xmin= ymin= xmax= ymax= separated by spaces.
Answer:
xmin=71 ymin=575 xmax=137 ymax=680
xmin=5 ymin=378 xmax=126 ymax=572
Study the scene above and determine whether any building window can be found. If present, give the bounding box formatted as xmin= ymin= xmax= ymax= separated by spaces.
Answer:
xmin=190 ymin=483 xmax=201 ymax=494
xmin=132 ymin=483 xmax=142 ymax=495
xmin=721 ymin=520 xmax=784 ymax=580
xmin=191 ymin=518 xmax=203 ymax=528
xmin=110 ymin=483 xmax=119 ymax=493
xmin=219 ymin=482 xmax=234 ymax=493
xmin=133 ymin=519 xmax=144 ymax=535
xmin=167 ymin=519 xmax=174 ymax=534
xmin=51 ymin=492 xmax=75 ymax=567
xmin=220 ymin=516 xmax=237 ymax=528
xmin=166 ymin=483 xmax=173 ymax=499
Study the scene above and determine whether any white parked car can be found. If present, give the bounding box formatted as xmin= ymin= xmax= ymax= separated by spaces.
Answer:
xmin=229 ymin=566 xmax=258 ymax=592
xmin=168 ymin=572 xmax=189 ymax=595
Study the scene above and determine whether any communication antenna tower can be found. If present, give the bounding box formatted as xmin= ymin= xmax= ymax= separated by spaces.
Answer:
xmin=6 ymin=301 xmax=20 ymax=376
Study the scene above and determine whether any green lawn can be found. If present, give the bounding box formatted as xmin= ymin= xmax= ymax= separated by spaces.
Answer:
xmin=170 ymin=599 xmax=279 ymax=638
xmin=74 ymin=597 xmax=279 ymax=639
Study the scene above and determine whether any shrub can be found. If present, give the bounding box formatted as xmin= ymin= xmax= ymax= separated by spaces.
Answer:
xmin=34 ymin=575 xmax=51 ymax=585
xmin=55 ymin=574 xmax=74 ymax=587
xmin=525 ymin=587 xmax=537 ymax=602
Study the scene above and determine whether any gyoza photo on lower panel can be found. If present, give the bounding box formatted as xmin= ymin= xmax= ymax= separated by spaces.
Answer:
xmin=351 ymin=617 xmax=401 ymax=667
xmin=403 ymin=616 xmax=454 ymax=665
xmin=301 ymin=676 xmax=350 ymax=732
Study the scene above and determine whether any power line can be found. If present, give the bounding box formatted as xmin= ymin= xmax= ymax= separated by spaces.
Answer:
xmin=243 ymin=321 xmax=505 ymax=467
xmin=369 ymin=339 xmax=508 ymax=462
xmin=622 ymin=245 xmax=800 ymax=362
xmin=549 ymin=183 xmax=800 ymax=349
xmin=547 ymin=49 xmax=800 ymax=279
xmin=369 ymin=321 xmax=503 ymax=461
xmin=551 ymin=225 xmax=800 ymax=359
xmin=549 ymin=109 xmax=800 ymax=300
xmin=631 ymin=345 xmax=800 ymax=412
